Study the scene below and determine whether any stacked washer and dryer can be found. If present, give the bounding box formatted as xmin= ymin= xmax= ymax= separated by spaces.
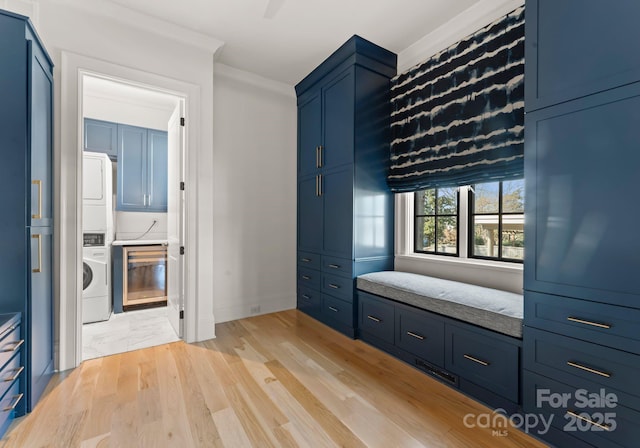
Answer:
xmin=82 ymin=152 xmax=114 ymax=323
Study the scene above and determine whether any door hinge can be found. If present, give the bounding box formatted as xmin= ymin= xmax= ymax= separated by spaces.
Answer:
xmin=180 ymin=181 xmax=185 ymax=191
xmin=179 ymin=310 xmax=184 ymax=319
xmin=180 ymin=246 xmax=185 ymax=255
xmin=180 ymin=117 xmax=185 ymax=126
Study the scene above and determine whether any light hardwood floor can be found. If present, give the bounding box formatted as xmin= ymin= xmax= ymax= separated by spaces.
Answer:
xmin=1 ymin=310 xmax=547 ymax=447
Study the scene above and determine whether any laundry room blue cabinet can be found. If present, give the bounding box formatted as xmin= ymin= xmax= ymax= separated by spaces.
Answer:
xmin=523 ymin=2 xmax=640 ymax=446
xmin=84 ymin=118 xmax=118 ymax=158
xmin=0 ymin=9 xmax=54 ymax=420
xmin=295 ymin=36 xmax=397 ymax=337
xmin=117 ymin=125 xmax=168 ymax=212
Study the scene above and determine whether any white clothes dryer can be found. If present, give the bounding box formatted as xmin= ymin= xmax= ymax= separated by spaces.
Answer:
xmin=82 ymin=234 xmax=112 ymax=323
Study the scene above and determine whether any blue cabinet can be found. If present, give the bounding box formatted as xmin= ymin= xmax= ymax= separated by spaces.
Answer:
xmin=84 ymin=118 xmax=118 ymax=158
xmin=0 ymin=9 xmax=54 ymax=419
xmin=523 ymin=2 xmax=640 ymax=446
xmin=295 ymin=36 xmax=397 ymax=337
xmin=116 ymin=125 xmax=167 ymax=212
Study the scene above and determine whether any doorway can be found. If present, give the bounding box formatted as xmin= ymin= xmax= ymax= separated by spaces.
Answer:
xmin=79 ymin=74 xmax=186 ymax=360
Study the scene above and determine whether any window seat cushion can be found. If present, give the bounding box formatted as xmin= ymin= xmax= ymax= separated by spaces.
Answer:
xmin=356 ymin=271 xmax=523 ymax=338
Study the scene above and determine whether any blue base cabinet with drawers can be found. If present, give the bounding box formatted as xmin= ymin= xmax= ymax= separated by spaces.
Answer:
xmin=0 ymin=314 xmax=23 ymax=436
xmin=0 ymin=9 xmax=55 ymax=429
xmin=523 ymin=1 xmax=640 ymax=447
xmin=295 ymin=36 xmax=397 ymax=337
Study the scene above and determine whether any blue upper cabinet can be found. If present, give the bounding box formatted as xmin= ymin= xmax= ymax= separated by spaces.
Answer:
xmin=298 ymin=93 xmax=321 ymax=176
xmin=116 ymin=124 xmax=167 ymax=212
xmin=525 ymin=0 xmax=640 ymax=112
xmin=322 ymin=69 xmax=355 ymax=170
xmin=84 ymin=118 xmax=118 ymax=158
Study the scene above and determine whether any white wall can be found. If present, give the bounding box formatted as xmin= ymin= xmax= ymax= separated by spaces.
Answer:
xmin=84 ymin=95 xmax=172 ymax=132
xmin=212 ymin=64 xmax=297 ymax=322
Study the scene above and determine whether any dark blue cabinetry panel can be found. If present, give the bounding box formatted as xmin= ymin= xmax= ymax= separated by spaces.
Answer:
xmin=525 ymin=0 xmax=640 ymax=112
xmin=295 ymin=36 xmax=396 ymax=337
xmin=524 ymin=84 xmax=640 ymax=307
xmin=0 ymin=9 xmax=54 ymax=420
xmin=84 ymin=118 xmax=118 ymax=158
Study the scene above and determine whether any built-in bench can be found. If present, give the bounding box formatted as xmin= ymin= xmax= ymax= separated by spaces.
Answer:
xmin=355 ymin=271 xmax=524 ymax=411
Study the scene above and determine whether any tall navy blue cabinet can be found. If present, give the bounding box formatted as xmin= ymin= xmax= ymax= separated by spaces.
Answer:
xmin=0 ymin=9 xmax=54 ymax=418
xmin=295 ymin=36 xmax=397 ymax=337
xmin=523 ymin=2 xmax=640 ymax=447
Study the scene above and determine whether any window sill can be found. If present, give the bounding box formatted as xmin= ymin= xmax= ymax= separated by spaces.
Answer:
xmin=395 ymin=253 xmax=523 ymax=275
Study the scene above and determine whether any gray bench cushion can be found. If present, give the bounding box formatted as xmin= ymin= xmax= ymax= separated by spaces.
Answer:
xmin=357 ymin=271 xmax=523 ymax=338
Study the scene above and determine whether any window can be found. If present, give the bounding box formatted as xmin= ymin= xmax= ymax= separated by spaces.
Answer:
xmin=412 ymin=179 xmax=524 ymax=263
xmin=414 ymin=187 xmax=458 ymax=256
xmin=470 ymin=179 xmax=524 ymax=262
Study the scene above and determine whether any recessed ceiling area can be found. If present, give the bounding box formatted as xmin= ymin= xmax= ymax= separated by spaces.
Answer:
xmin=102 ymin=0 xmax=483 ymax=85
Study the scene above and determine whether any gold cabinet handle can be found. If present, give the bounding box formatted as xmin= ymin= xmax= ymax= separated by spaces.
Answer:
xmin=32 ymin=234 xmax=42 ymax=273
xmin=315 ymin=175 xmax=319 ymax=197
xmin=301 ymin=294 xmax=311 ymax=300
xmin=328 ymin=283 xmax=340 ymax=289
xmin=301 ymin=258 xmax=311 ymax=263
xmin=2 ymin=366 xmax=24 ymax=382
xmin=566 ymin=410 xmax=612 ymax=431
xmin=463 ymin=354 xmax=490 ymax=366
xmin=32 ymin=180 xmax=42 ymax=219
xmin=328 ymin=264 xmax=340 ymax=269
xmin=328 ymin=306 xmax=338 ymax=312
xmin=367 ymin=315 xmax=381 ymax=323
xmin=567 ymin=361 xmax=611 ymax=378
xmin=318 ymin=145 xmax=323 ymax=168
xmin=3 ymin=394 xmax=23 ymax=412
xmin=567 ymin=317 xmax=611 ymax=329
xmin=318 ymin=174 xmax=323 ymax=196
xmin=301 ymin=275 xmax=311 ymax=280
xmin=407 ymin=331 xmax=425 ymax=340
xmin=316 ymin=146 xmax=321 ymax=168
xmin=1 ymin=340 xmax=24 ymax=353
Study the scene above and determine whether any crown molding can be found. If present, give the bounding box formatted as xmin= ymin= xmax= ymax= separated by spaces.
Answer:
xmin=40 ymin=0 xmax=225 ymax=54
xmin=214 ymin=63 xmax=296 ymax=98
xmin=398 ymin=0 xmax=525 ymax=74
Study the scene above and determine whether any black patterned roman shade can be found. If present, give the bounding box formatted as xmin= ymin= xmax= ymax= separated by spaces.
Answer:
xmin=388 ymin=7 xmax=525 ymax=192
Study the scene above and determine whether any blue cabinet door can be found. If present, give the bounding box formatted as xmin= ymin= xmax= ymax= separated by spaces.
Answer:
xmin=525 ymin=0 xmax=640 ymax=112
xmin=323 ymin=69 xmax=354 ymax=170
xmin=298 ymin=93 xmax=322 ymax=176
xmin=524 ymin=83 xmax=640 ymax=307
xmin=84 ymin=118 xmax=117 ymax=158
xmin=147 ymin=130 xmax=168 ymax=212
xmin=298 ymin=176 xmax=323 ymax=253
xmin=29 ymin=41 xmax=53 ymax=228
xmin=28 ymin=226 xmax=53 ymax=412
xmin=117 ymin=125 xmax=147 ymax=211
xmin=322 ymin=167 xmax=353 ymax=258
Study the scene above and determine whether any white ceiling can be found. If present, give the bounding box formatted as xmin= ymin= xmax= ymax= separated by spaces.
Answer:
xmin=102 ymin=0 xmax=482 ymax=85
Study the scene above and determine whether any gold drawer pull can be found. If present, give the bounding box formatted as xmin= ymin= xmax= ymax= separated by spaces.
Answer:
xmin=301 ymin=275 xmax=311 ymax=280
xmin=567 ymin=361 xmax=611 ymax=378
xmin=328 ymin=264 xmax=340 ymax=269
xmin=3 ymin=394 xmax=23 ymax=412
xmin=328 ymin=284 xmax=340 ymax=289
xmin=328 ymin=306 xmax=338 ymax=312
xmin=463 ymin=354 xmax=490 ymax=367
xmin=32 ymin=180 xmax=42 ymax=219
xmin=367 ymin=315 xmax=381 ymax=323
xmin=407 ymin=331 xmax=425 ymax=340
xmin=566 ymin=410 xmax=612 ymax=431
xmin=32 ymin=234 xmax=42 ymax=273
xmin=567 ymin=317 xmax=611 ymax=329
xmin=3 ymin=366 xmax=24 ymax=382
xmin=301 ymin=294 xmax=311 ymax=300
xmin=301 ymin=258 xmax=311 ymax=263
xmin=1 ymin=340 xmax=24 ymax=353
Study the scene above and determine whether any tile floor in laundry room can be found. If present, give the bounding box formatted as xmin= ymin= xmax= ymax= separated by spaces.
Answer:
xmin=82 ymin=306 xmax=180 ymax=360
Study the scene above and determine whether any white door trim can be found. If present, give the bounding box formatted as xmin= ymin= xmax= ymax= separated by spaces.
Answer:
xmin=59 ymin=51 xmax=205 ymax=370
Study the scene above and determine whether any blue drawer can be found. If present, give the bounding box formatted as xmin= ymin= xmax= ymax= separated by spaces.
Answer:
xmin=297 ymin=286 xmax=321 ymax=319
xmin=524 ymin=327 xmax=640 ymax=399
xmin=321 ymin=255 xmax=352 ymax=277
xmin=0 ymin=381 xmax=21 ymax=437
xmin=359 ymin=292 xmax=394 ymax=344
xmin=524 ymin=370 xmax=640 ymax=448
xmin=298 ymin=251 xmax=321 ymax=270
xmin=322 ymin=273 xmax=353 ymax=302
xmin=525 ymin=291 xmax=640 ymax=355
xmin=322 ymin=295 xmax=354 ymax=328
xmin=396 ymin=303 xmax=445 ymax=368
xmin=445 ymin=323 xmax=520 ymax=402
xmin=0 ymin=354 xmax=22 ymax=403
xmin=0 ymin=325 xmax=22 ymax=373
xmin=297 ymin=266 xmax=321 ymax=291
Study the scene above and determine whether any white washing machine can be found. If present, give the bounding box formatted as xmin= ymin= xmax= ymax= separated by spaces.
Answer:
xmin=83 ymin=233 xmax=111 ymax=323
